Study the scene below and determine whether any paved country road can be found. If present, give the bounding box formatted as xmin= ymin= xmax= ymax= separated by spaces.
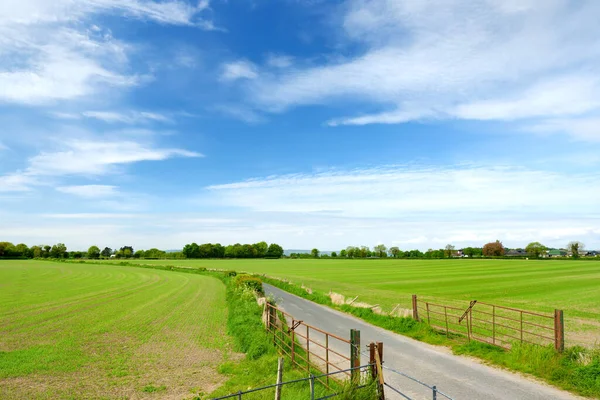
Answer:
xmin=264 ymin=284 xmax=582 ymax=400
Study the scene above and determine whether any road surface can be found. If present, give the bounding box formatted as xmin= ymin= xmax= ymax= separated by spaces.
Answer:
xmin=264 ymin=284 xmax=581 ymax=400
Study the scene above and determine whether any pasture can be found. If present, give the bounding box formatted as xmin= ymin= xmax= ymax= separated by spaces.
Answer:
xmin=0 ymin=261 xmax=234 ymax=399
xmin=119 ymin=258 xmax=600 ymax=346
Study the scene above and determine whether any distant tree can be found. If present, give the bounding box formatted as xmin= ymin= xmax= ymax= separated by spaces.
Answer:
xmin=15 ymin=243 xmax=30 ymax=258
xmin=311 ymin=248 xmax=320 ymax=258
xmin=267 ymin=243 xmax=284 ymax=258
xmin=50 ymin=243 xmax=67 ymax=258
xmin=567 ymin=241 xmax=585 ymax=258
xmin=134 ymin=250 xmax=144 ymax=258
xmin=373 ymin=244 xmax=387 ymax=258
xmin=444 ymin=244 xmax=456 ymax=258
xmin=87 ymin=246 xmax=101 ymax=259
xmin=43 ymin=245 xmax=51 ymax=258
xmin=525 ymin=242 xmax=547 ymax=258
xmin=462 ymin=247 xmax=482 ymax=258
xmin=212 ymin=243 xmax=225 ymax=258
xmin=101 ymin=247 xmax=112 ymax=258
xmin=407 ymin=249 xmax=424 ymax=258
xmin=340 ymin=249 xmax=347 ymax=258
xmin=183 ymin=243 xmax=200 ymax=258
xmin=359 ymin=246 xmax=370 ymax=258
xmin=199 ymin=243 xmax=213 ymax=258
xmin=331 ymin=251 xmax=337 ymax=258
xmin=0 ymin=242 xmax=16 ymax=257
xmin=483 ymin=240 xmax=505 ymax=257
xmin=346 ymin=246 xmax=356 ymax=258
xmin=389 ymin=246 xmax=400 ymax=258
xmin=254 ymin=241 xmax=268 ymax=258
xmin=31 ymin=245 xmax=42 ymax=258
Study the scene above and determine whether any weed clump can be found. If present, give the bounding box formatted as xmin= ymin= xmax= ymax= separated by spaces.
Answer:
xmin=235 ymin=274 xmax=263 ymax=294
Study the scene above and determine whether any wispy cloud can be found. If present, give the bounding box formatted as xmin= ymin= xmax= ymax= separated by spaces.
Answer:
xmin=220 ymin=60 xmax=258 ymax=81
xmin=208 ymin=165 xmax=600 ymax=217
xmin=266 ymin=54 xmax=294 ymax=68
xmin=235 ymin=0 xmax=600 ymax=140
xmin=212 ymin=104 xmax=265 ymax=124
xmin=53 ymin=110 xmax=172 ymax=124
xmin=56 ymin=184 xmax=119 ymax=198
xmin=0 ymin=0 xmax=214 ymax=105
xmin=0 ymin=173 xmax=37 ymax=192
xmin=0 ymin=137 xmax=201 ymax=193
xmin=28 ymin=139 xmax=201 ymax=176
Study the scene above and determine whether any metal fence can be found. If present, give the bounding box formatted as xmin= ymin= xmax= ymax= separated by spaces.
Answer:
xmin=265 ymin=302 xmax=360 ymax=387
xmin=211 ymin=364 xmax=374 ymax=400
xmin=414 ymin=295 xmax=564 ymax=351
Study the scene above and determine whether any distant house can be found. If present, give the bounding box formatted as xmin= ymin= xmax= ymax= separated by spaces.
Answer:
xmin=506 ymin=249 xmax=527 ymax=257
xmin=588 ymin=250 xmax=599 ymax=257
xmin=547 ymin=249 xmax=567 ymax=257
xmin=456 ymin=249 xmax=464 ymax=257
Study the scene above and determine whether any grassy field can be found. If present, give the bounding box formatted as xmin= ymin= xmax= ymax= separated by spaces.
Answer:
xmin=116 ymin=258 xmax=600 ymax=346
xmin=0 ymin=260 xmax=235 ymax=399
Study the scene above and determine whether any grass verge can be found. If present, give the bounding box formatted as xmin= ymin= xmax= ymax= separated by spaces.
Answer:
xmin=204 ymin=276 xmax=379 ymax=399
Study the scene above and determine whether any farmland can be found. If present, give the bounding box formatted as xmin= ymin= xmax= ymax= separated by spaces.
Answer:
xmin=0 ymin=261 xmax=234 ymax=399
xmin=115 ymin=258 xmax=600 ymax=346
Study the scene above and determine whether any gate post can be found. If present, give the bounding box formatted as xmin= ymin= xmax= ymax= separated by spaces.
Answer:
xmin=350 ymin=329 xmax=360 ymax=384
xmin=554 ymin=309 xmax=564 ymax=352
xmin=412 ymin=295 xmax=419 ymax=321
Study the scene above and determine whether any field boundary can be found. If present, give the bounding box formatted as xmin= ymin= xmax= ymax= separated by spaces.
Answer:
xmin=413 ymin=296 xmax=565 ymax=352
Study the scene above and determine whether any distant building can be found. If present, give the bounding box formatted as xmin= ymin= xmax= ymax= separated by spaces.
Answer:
xmin=547 ymin=249 xmax=567 ymax=257
xmin=506 ymin=249 xmax=527 ymax=257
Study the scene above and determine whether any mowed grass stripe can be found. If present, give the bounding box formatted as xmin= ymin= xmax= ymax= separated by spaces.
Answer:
xmin=109 ymin=258 xmax=600 ymax=345
xmin=0 ymin=261 xmax=233 ymax=399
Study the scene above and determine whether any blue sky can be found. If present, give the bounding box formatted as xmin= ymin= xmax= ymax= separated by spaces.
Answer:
xmin=1 ymin=0 xmax=600 ymax=251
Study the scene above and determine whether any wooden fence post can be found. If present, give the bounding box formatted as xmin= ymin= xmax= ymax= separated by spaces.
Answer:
xmin=374 ymin=342 xmax=385 ymax=400
xmin=554 ymin=309 xmax=564 ymax=352
xmin=369 ymin=342 xmax=376 ymax=379
xmin=350 ymin=329 xmax=360 ymax=384
xmin=412 ymin=295 xmax=419 ymax=321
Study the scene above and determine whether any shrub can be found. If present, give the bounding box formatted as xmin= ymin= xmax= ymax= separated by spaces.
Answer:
xmin=226 ymin=270 xmax=237 ymax=277
xmin=235 ymin=275 xmax=263 ymax=293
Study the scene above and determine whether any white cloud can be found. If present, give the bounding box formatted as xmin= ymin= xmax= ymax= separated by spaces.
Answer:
xmin=266 ymin=54 xmax=294 ymax=68
xmin=51 ymin=110 xmax=173 ymax=125
xmin=0 ymin=173 xmax=37 ymax=192
xmin=529 ymin=117 xmax=600 ymax=142
xmin=0 ymin=137 xmax=201 ymax=193
xmin=82 ymin=111 xmax=172 ymax=124
xmin=208 ymin=165 xmax=600 ymax=217
xmin=212 ymin=104 xmax=265 ymax=124
xmin=0 ymin=0 xmax=213 ymax=105
xmin=28 ymin=139 xmax=201 ymax=176
xmin=56 ymin=185 xmax=119 ymax=198
xmin=241 ymin=0 xmax=600 ymax=139
xmin=220 ymin=60 xmax=258 ymax=81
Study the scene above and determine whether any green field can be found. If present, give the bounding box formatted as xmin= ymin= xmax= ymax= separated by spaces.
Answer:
xmin=117 ymin=258 xmax=600 ymax=346
xmin=0 ymin=261 xmax=234 ymax=399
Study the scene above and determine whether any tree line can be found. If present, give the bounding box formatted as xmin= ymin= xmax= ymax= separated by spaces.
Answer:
xmin=0 ymin=241 xmax=285 ymax=260
xmin=0 ymin=242 xmax=179 ymax=260
xmin=182 ymin=242 xmax=284 ymax=259
xmin=295 ymin=240 xmax=591 ymax=259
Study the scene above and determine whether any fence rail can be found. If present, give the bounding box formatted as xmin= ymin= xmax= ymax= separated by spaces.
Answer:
xmin=211 ymin=364 xmax=374 ymax=400
xmin=414 ymin=295 xmax=564 ymax=351
xmin=266 ymin=302 xmax=359 ymax=387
